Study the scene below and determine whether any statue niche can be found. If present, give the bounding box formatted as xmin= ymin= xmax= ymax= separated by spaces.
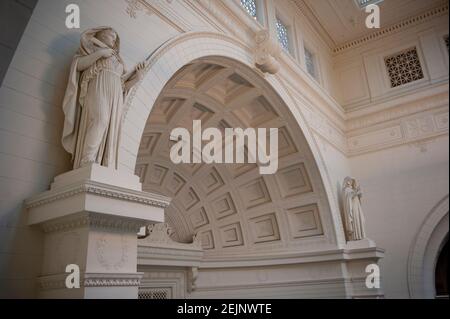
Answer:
xmin=61 ymin=27 xmax=146 ymax=170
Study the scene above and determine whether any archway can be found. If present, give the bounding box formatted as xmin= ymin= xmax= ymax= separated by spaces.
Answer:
xmin=408 ymin=195 xmax=449 ymax=298
xmin=435 ymin=240 xmax=448 ymax=298
xmin=133 ymin=54 xmax=340 ymax=258
xmin=121 ymin=32 xmax=346 ymax=250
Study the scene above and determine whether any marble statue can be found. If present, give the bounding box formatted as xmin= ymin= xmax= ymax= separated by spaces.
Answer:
xmin=61 ymin=27 xmax=146 ymax=169
xmin=342 ymin=177 xmax=367 ymax=241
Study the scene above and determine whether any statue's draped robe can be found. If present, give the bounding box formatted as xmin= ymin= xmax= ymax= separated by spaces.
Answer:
xmin=343 ymin=186 xmax=366 ymax=241
xmin=61 ymin=28 xmax=128 ymax=169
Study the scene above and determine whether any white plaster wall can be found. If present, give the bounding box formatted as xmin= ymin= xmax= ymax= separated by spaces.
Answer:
xmin=313 ymin=134 xmax=352 ymax=219
xmin=0 ymin=0 xmax=38 ymax=86
xmin=349 ymin=135 xmax=449 ymax=298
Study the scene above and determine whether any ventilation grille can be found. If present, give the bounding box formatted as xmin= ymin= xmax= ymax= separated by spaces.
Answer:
xmin=138 ymin=288 xmax=171 ymax=299
xmin=384 ymin=47 xmax=424 ymax=88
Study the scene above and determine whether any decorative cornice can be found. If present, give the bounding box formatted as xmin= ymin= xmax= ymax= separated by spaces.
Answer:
xmin=41 ymin=214 xmax=89 ymax=233
xmin=38 ymin=273 xmax=143 ymax=290
xmin=41 ymin=212 xmax=146 ymax=233
xmin=299 ymin=86 xmax=449 ymax=156
xmin=163 ymin=245 xmax=384 ymax=269
xmin=333 ymin=3 xmax=449 ymax=54
xmin=347 ymin=106 xmax=449 ymax=156
xmin=346 ymin=92 xmax=449 ymax=132
xmin=84 ymin=273 xmax=142 ymax=287
xmin=25 ymin=180 xmax=171 ymax=210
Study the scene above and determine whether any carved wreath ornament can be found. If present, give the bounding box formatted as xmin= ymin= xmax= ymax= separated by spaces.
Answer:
xmin=96 ymin=234 xmax=129 ymax=271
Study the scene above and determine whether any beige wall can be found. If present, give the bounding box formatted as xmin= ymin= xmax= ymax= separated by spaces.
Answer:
xmin=0 ymin=0 xmax=38 ymax=86
xmin=350 ymin=135 xmax=449 ymax=298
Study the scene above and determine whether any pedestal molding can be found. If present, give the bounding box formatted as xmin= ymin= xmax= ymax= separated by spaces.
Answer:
xmin=25 ymin=180 xmax=171 ymax=210
xmin=40 ymin=212 xmax=148 ymax=234
xmin=38 ymin=272 xmax=144 ymax=290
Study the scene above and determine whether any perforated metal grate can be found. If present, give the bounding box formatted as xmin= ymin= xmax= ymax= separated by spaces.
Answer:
xmin=138 ymin=288 xmax=171 ymax=299
xmin=385 ymin=47 xmax=424 ymax=88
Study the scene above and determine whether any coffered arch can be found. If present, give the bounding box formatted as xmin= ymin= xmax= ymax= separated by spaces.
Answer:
xmin=118 ymin=33 xmax=347 ymax=253
xmin=134 ymin=52 xmax=343 ymax=259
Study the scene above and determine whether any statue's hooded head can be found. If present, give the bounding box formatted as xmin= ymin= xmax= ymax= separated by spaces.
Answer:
xmin=343 ymin=176 xmax=354 ymax=189
xmin=80 ymin=26 xmax=121 ymax=55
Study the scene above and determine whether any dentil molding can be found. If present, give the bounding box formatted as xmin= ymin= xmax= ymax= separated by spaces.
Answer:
xmin=42 ymin=212 xmax=149 ymax=233
xmin=38 ymin=273 xmax=143 ymax=290
xmin=25 ymin=180 xmax=170 ymax=210
xmin=40 ymin=212 xmax=147 ymax=234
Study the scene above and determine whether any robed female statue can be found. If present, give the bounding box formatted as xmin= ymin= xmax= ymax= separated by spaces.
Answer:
xmin=61 ymin=27 xmax=146 ymax=169
xmin=342 ymin=177 xmax=367 ymax=241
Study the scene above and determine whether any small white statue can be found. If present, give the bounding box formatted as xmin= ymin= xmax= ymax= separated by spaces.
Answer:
xmin=342 ymin=177 xmax=367 ymax=241
xmin=61 ymin=27 xmax=146 ymax=169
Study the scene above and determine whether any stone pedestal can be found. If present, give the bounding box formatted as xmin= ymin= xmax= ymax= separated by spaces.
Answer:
xmin=343 ymin=238 xmax=385 ymax=298
xmin=25 ymin=164 xmax=171 ymax=299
